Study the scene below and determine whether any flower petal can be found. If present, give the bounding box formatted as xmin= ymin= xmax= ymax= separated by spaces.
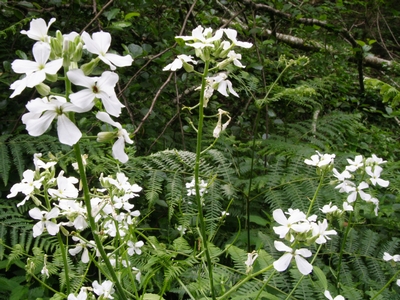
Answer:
xmin=57 ymin=114 xmax=82 ymax=146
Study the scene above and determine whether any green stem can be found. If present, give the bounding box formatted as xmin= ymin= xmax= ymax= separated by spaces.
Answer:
xmin=335 ymin=209 xmax=353 ymax=289
xmin=57 ymin=233 xmax=70 ymax=294
xmin=370 ymin=269 xmax=400 ymax=300
xmin=306 ymin=168 xmax=327 ymax=218
xmin=73 ymin=143 xmax=127 ymax=300
xmin=194 ymin=59 xmax=216 ymax=300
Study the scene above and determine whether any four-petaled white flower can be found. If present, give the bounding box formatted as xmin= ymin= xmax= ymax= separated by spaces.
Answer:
xmin=365 ymin=166 xmax=389 ymax=187
xmin=29 ymin=207 xmax=60 ymax=237
xmin=67 ymin=288 xmax=88 ymax=300
xmin=163 ymin=54 xmax=197 ymax=71
xmin=81 ymin=31 xmax=133 ymax=70
xmin=176 ymin=25 xmax=223 ymax=49
xmin=92 ymin=280 xmax=115 ymax=299
xmin=320 ymin=202 xmax=340 ymax=214
xmin=383 ymin=252 xmax=400 ymax=262
xmin=324 ymin=290 xmax=345 ymax=300
xmin=20 ymin=18 xmax=56 ymax=42
xmin=311 ymin=219 xmax=337 ymax=244
xmin=22 ymin=96 xmax=90 ymax=146
xmin=67 ymin=69 xmax=124 ymax=117
xmin=96 ymin=112 xmax=134 ymax=163
xmin=127 ymin=240 xmax=144 ymax=256
xmin=273 ymin=241 xmax=313 ymax=275
xmin=223 ymin=29 xmax=253 ymax=49
xmin=273 ymin=208 xmax=308 ymax=241
xmin=345 ymin=155 xmax=364 ymax=172
xmin=69 ymin=236 xmax=94 ymax=263
xmin=207 ymin=73 xmax=239 ymax=98
xmin=186 ymin=177 xmax=208 ymax=196
xmin=11 ymin=42 xmax=63 ymax=98
xmin=344 ymin=181 xmax=371 ymax=203
xmin=48 ymin=171 xmax=79 ymax=200
xmin=7 ymin=169 xmax=43 ymax=207
xmin=304 ymin=151 xmax=335 ymax=168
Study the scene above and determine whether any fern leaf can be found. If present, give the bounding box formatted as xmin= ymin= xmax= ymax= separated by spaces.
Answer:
xmin=0 ymin=134 xmax=12 ymax=186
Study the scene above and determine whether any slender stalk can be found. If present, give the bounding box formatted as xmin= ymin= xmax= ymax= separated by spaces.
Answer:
xmin=335 ymin=209 xmax=353 ymax=289
xmin=306 ymin=168 xmax=327 ymax=218
xmin=57 ymin=233 xmax=70 ymax=294
xmin=73 ymin=143 xmax=127 ymax=300
xmin=370 ymin=269 xmax=400 ymax=300
xmin=193 ymin=59 xmax=216 ymax=299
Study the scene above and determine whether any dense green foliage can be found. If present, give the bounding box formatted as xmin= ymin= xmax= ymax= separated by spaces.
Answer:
xmin=1 ymin=0 xmax=400 ymax=299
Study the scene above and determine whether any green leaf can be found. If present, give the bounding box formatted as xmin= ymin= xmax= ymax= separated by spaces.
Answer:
xmin=125 ymin=12 xmax=140 ymax=20
xmin=313 ymin=266 xmax=328 ymax=290
xmin=249 ymin=215 xmax=268 ymax=226
xmin=128 ymin=44 xmax=143 ymax=58
xmin=143 ymin=293 xmax=166 ymax=300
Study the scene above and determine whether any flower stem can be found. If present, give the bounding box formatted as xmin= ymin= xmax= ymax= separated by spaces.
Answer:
xmin=306 ymin=168 xmax=327 ymax=218
xmin=57 ymin=233 xmax=70 ymax=294
xmin=73 ymin=143 xmax=127 ymax=300
xmin=194 ymin=59 xmax=216 ymax=300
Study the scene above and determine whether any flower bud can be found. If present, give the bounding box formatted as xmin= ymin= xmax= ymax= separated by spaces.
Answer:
xmin=72 ymin=42 xmax=83 ymax=62
xmin=97 ymin=131 xmax=116 ymax=143
xmin=81 ymin=57 xmax=100 ymax=75
xmin=35 ymin=83 xmax=51 ymax=96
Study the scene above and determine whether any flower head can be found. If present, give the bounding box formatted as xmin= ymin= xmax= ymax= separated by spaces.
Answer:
xmin=365 ymin=166 xmax=389 ymax=187
xmin=7 ymin=169 xmax=43 ymax=207
xmin=22 ymin=96 xmax=90 ymax=146
xmin=163 ymin=54 xmax=197 ymax=71
xmin=127 ymin=240 xmax=144 ymax=256
xmin=29 ymin=207 xmax=60 ymax=237
xmin=67 ymin=69 xmax=124 ymax=117
xmin=223 ymin=29 xmax=253 ymax=49
xmin=213 ymin=109 xmax=231 ymax=138
xmin=11 ymin=42 xmax=63 ymax=97
xmin=92 ymin=280 xmax=115 ymax=299
xmin=273 ymin=241 xmax=313 ymax=275
xmin=21 ymin=18 xmax=56 ymax=42
xmin=304 ymin=151 xmax=335 ymax=168
xmin=324 ymin=290 xmax=345 ymax=300
xmin=176 ymin=25 xmax=223 ymax=49
xmin=81 ymin=31 xmax=133 ymax=70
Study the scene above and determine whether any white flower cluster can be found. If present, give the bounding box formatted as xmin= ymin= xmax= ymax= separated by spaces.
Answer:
xmin=163 ymin=25 xmax=253 ymax=137
xmin=7 ymin=154 xmax=143 ymax=299
xmin=185 ymin=177 xmax=208 ymax=197
xmin=332 ymin=154 xmax=389 ymax=216
xmin=10 ymin=18 xmax=134 ymax=163
xmin=272 ymin=208 xmax=337 ymax=275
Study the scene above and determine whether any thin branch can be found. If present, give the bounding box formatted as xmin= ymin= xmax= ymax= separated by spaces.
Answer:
xmin=80 ymin=0 xmax=114 ymax=33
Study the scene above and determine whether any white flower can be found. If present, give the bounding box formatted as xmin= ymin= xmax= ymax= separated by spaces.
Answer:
xmin=186 ymin=178 xmax=208 ymax=196
xmin=397 ymin=279 xmax=400 ymax=287
xmin=345 ymin=181 xmax=371 ymax=203
xmin=177 ymin=225 xmax=187 ymax=234
xmin=57 ymin=200 xmax=88 ymax=230
xmin=10 ymin=42 xmax=63 ymax=97
xmin=320 ymin=202 xmax=340 ymax=214
xmin=383 ymin=252 xmax=400 ymax=262
xmin=343 ymin=202 xmax=354 ymax=211
xmin=106 ymin=172 xmax=142 ymax=194
xmin=311 ymin=219 xmax=337 ymax=244
xmin=67 ymin=69 xmax=124 ymax=117
xmin=7 ymin=169 xmax=43 ymax=207
xmin=176 ymin=25 xmax=223 ymax=49
xmin=223 ymin=29 xmax=253 ymax=48
xmin=345 ymin=155 xmax=364 ymax=172
xmin=41 ymin=254 xmax=50 ymax=278
xmin=245 ymin=251 xmax=258 ymax=273
xmin=81 ymin=31 xmax=133 ymax=70
xmin=48 ymin=171 xmax=79 ymax=200
xmin=132 ymin=267 xmax=141 ymax=283
xmin=67 ymin=288 xmax=88 ymax=300
xmin=92 ymin=280 xmax=115 ymax=299
xmin=365 ymin=154 xmax=387 ymax=166
xmin=272 ymin=208 xmax=308 ymax=241
xmin=20 ymin=18 xmax=56 ymax=42
xmin=365 ymin=166 xmax=389 ymax=187
xmin=127 ymin=240 xmax=144 ymax=255
xmin=207 ymin=73 xmax=239 ymax=98
xmin=273 ymin=241 xmax=313 ymax=275
xmin=22 ymin=96 xmax=89 ymax=146
xmin=29 ymin=207 xmax=60 ymax=237
xmin=96 ymin=112 xmax=133 ymax=163
xmin=324 ymin=290 xmax=345 ymax=300
xmin=69 ymin=236 xmax=94 ymax=263
xmin=332 ymin=168 xmax=351 ymax=181
xmin=213 ymin=108 xmax=231 ymax=138
xmin=304 ymin=151 xmax=335 ymax=168
xmin=33 ymin=153 xmax=57 ymax=171
xmin=221 ymin=211 xmax=229 ymax=217
xmin=163 ymin=54 xmax=197 ymax=71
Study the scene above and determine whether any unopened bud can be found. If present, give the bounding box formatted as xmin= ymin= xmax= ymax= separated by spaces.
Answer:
xmin=35 ymin=83 xmax=51 ymax=96
xmin=97 ymin=131 xmax=115 ymax=143
xmin=81 ymin=57 xmax=100 ymax=75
